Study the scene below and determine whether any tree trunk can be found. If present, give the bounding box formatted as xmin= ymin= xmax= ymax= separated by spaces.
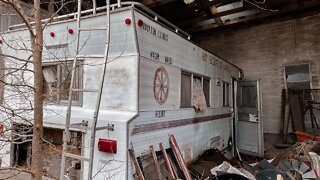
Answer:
xmin=31 ymin=0 xmax=44 ymax=179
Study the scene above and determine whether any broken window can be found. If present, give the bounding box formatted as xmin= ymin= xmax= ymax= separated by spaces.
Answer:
xmin=223 ymin=82 xmax=230 ymax=106
xmin=193 ymin=77 xmax=207 ymax=111
xmin=285 ymin=64 xmax=311 ymax=90
xmin=43 ymin=65 xmax=58 ymax=102
xmin=43 ymin=61 xmax=81 ymax=104
xmin=180 ymin=71 xmax=210 ymax=110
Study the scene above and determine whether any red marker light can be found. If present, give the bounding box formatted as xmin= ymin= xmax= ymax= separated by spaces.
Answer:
xmin=98 ymin=138 xmax=117 ymax=153
xmin=68 ymin=28 xmax=74 ymax=34
xmin=50 ymin=32 xmax=55 ymax=37
xmin=125 ymin=18 xmax=132 ymax=25
xmin=0 ymin=40 xmax=3 ymax=44
xmin=137 ymin=20 xmax=144 ymax=27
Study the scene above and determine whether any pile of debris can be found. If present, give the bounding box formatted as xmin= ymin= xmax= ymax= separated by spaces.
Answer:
xmin=129 ymin=134 xmax=320 ymax=180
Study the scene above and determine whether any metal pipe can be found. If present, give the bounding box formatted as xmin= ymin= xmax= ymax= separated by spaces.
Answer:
xmin=125 ymin=6 xmax=140 ymax=180
xmin=92 ymin=0 xmax=97 ymax=14
xmin=9 ymin=2 xmax=191 ymax=40
xmin=87 ymin=0 xmax=111 ymax=179
xmin=59 ymin=0 xmax=82 ymax=179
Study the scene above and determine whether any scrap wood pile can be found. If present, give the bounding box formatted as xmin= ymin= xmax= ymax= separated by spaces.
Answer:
xmin=129 ymin=134 xmax=320 ymax=180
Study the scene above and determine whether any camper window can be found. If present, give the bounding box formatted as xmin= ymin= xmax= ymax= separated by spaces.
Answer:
xmin=181 ymin=73 xmax=192 ymax=108
xmin=203 ymin=78 xmax=210 ymax=107
xmin=42 ymin=62 xmax=81 ymax=104
xmin=193 ymin=77 xmax=207 ymax=111
xmin=180 ymin=71 xmax=210 ymax=109
xmin=223 ymin=82 xmax=230 ymax=106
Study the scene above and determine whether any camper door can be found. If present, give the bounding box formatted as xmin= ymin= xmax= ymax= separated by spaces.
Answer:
xmin=236 ymin=80 xmax=264 ymax=157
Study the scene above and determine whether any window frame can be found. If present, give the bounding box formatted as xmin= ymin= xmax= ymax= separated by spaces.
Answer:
xmin=180 ymin=70 xmax=211 ymax=108
xmin=42 ymin=60 xmax=83 ymax=106
xmin=222 ymin=82 xmax=230 ymax=107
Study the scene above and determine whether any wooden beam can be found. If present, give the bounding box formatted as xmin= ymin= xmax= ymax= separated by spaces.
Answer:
xmin=188 ymin=0 xmax=320 ymax=33
xmin=169 ymin=134 xmax=192 ymax=180
xmin=150 ymin=146 xmax=162 ymax=180
xmin=210 ymin=5 xmax=224 ymax=26
xmin=159 ymin=142 xmax=176 ymax=179
xmin=178 ymin=5 xmax=254 ymax=26
xmin=128 ymin=149 xmax=145 ymax=180
xmin=162 ymin=3 xmax=203 ymax=19
xmin=208 ymin=0 xmax=240 ymax=6
xmin=141 ymin=0 xmax=176 ymax=8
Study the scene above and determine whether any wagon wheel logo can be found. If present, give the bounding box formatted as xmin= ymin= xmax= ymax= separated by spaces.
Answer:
xmin=154 ymin=67 xmax=169 ymax=104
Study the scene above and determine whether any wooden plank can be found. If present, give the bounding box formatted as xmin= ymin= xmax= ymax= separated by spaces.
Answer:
xmin=159 ymin=142 xmax=176 ymax=179
xmin=188 ymin=0 xmax=320 ymax=32
xmin=128 ymin=148 xmax=145 ymax=180
xmin=289 ymin=93 xmax=305 ymax=131
xmin=150 ymin=145 xmax=162 ymax=180
xmin=209 ymin=0 xmax=240 ymax=6
xmin=169 ymin=134 xmax=192 ymax=180
xmin=141 ymin=0 xmax=176 ymax=8
xmin=179 ymin=5 xmax=254 ymax=26
xmin=280 ymin=89 xmax=286 ymax=141
xmin=210 ymin=5 xmax=224 ymax=26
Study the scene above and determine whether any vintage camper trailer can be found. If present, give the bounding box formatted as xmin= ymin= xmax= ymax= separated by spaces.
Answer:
xmin=0 ymin=2 xmax=263 ymax=180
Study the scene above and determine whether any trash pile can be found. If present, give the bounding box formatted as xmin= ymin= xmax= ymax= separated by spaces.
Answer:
xmin=129 ymin=133 xmax=320 ymax=180
xmin=189 ymin=141 xmax=320 ymax=180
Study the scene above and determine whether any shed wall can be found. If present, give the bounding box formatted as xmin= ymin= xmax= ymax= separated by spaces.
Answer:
xmin=200 ymin=14 xmax=320 ymax=134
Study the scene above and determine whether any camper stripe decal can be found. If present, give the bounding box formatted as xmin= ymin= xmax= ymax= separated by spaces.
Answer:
xmin=131 ymin=113 xmax=232 ymax=135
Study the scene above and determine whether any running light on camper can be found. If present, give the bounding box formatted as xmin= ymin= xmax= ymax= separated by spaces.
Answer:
xmin=125 ymin=18 xmax=132 ymax=25
xmin=0 ymin=123 xmax=4 ymax=134
xmin=50 ymin=32 xmax=55 ymax=37
xmin=68 ymin=28 xmax=74 ymax=34
xmin=137 ymin=20 xmax=144 ymax=27
xmin=98 ymin=138 xmax=117 ymax=153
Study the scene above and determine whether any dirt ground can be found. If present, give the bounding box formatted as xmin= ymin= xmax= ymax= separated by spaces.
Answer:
xmin=0 ymin=168 xmax=54 ymax=180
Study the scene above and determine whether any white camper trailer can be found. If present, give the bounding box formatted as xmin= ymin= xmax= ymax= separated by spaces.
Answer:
xmin=0 ymin=2 xmax=263 ymax=180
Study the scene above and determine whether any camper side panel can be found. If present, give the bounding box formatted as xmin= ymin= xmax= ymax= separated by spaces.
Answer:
xmin=129 ymin=10 xmax=241 ymax=163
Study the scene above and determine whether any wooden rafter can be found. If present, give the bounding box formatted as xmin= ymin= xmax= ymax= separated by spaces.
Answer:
xmin=208 ymin=0 xmax=240 ymax=6
xmin=179 ymin=5 xmax=254 ymax=26
xmin=187 ymin=0 xmax=320 ymax=33
xmin=198 ymin=0 xmax=224 ymax=26
xmin=141 ymin=0 xmax=176 ymax=8
xmin=210 ymin=5 xmax=224 ymax=26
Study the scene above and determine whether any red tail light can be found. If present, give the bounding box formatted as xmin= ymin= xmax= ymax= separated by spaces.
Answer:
xmin=98 ymin=138 xmax=117 ymax=153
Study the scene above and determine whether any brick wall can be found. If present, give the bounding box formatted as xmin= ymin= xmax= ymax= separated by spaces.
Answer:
xmin=0 ymin=1 xmax=51 ymax=32
xmin=200 ymin=14 xmax=320 ymax=134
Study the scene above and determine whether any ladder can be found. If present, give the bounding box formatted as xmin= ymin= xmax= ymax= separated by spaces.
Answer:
xmin=59 ymin=0 xmax=113 ymax=179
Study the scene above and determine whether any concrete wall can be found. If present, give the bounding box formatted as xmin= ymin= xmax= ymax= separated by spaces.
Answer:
xmin=200 ymin=14 xmax=320 ymax=134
